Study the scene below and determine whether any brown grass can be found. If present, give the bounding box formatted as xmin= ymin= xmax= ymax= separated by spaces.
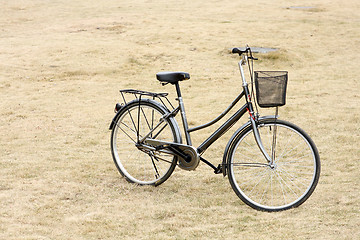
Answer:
xmin=1 ymin=0 xmax=359 ymax=239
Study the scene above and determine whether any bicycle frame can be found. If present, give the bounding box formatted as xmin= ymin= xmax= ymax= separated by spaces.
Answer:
xmin=114 ymin=55 xmax=274 ymax=173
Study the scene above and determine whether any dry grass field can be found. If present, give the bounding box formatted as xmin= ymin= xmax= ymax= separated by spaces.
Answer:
xmin=1 ymin=0 xmax=359 ymax=239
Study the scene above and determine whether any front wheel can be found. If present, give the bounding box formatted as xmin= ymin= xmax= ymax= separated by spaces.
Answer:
xmin=227 ymin=119 xmax=320 ymax=211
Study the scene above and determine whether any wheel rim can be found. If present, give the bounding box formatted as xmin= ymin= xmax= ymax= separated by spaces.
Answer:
xmin=112 ymin=104 xmax=176 ymax=185
xmin=229 ymin=122 xmax=318 ymax=211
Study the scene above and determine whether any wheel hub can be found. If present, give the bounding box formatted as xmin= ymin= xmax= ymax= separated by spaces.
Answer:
xmin=270 ymin=163 xmax=277 ymax=169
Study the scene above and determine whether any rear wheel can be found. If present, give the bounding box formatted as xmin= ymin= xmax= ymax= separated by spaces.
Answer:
xmin=228 ymin=119 xmax=320 ymax=211
xmin=110 ymin=99 xmax=180 ymax=186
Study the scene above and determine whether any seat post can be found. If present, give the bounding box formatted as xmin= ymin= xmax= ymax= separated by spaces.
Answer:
xmin=174 ymin=82 xmax=192 ymax=145
xmin=174 ymin=82 xmax=182 ymax=98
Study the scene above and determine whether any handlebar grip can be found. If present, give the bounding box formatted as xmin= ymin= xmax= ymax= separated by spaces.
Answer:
xmin=232 ymin=47 xmax=252 ymax=56
xmin=232 ymin=48 xmax=245 ymax=55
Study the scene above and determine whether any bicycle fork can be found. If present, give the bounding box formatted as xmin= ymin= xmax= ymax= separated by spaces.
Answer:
xmin=239 ymin=57 xmax=274 ymax=167
xmin=249 ymin=114 xmax=274 ymax=166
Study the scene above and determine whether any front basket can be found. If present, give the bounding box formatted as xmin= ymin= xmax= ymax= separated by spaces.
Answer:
xmin=254 ymin=71 xmax=288 ymax=108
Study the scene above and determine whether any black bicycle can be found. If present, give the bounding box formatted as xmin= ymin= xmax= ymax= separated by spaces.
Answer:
xmin=109 ymin=47 xmax=320 ymax=212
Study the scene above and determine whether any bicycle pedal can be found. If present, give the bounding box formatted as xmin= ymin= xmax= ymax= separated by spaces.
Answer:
xmin=214 ymin=164 xmax=223 ymax=174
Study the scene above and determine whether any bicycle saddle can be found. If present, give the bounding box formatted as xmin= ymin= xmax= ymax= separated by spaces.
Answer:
xmin=156 ymin=71 xmax=190 ymax=84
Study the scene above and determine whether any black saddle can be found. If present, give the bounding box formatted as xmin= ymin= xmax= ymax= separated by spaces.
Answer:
xmin=156 ymin=71 xmax=190 ymax=84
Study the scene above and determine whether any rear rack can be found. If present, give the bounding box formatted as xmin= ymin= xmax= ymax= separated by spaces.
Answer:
xmin=120 ymin=89 xmax=168 ymax=98
xmin=119 ymin=89 xmax=175 ymax=111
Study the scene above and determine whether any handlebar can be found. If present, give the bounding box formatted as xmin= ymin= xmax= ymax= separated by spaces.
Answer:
xmin=232 ymin=46 xmax=258 ymax=87
xmin=232 ymin=47 xmax=258 ymax=60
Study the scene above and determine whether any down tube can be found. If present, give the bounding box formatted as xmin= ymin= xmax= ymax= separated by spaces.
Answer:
xmin=197 ymin=104 xmax=248 ymax=154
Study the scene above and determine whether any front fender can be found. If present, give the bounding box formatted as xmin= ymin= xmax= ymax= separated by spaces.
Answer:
xmin=221 ymin=115 xmax=278 ymax=176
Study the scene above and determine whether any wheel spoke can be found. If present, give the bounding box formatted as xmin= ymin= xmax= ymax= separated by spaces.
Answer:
xmin=118 ymin=122 xmax=136 ymax=143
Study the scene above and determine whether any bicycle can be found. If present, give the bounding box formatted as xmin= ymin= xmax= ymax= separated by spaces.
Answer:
xmin=109 ymin=47 xmax=320 ymax=212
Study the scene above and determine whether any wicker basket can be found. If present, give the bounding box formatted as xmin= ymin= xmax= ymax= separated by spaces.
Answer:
xmin=254 ymin=71 xmax=288 ymax=108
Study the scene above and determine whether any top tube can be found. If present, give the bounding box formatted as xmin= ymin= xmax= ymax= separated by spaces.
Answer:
xmin=188 ymin=91 xmax=245 ymax=133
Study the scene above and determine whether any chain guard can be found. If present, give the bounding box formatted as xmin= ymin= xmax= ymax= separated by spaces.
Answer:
xmin=143 ymin=139 xmax=200 ymax=171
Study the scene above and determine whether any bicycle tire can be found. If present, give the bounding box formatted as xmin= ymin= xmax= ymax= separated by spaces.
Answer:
xmin=227 ymin=119 xmax=320 ymax=211
xmin=110 ymin=99 xmax=181 ymax=186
